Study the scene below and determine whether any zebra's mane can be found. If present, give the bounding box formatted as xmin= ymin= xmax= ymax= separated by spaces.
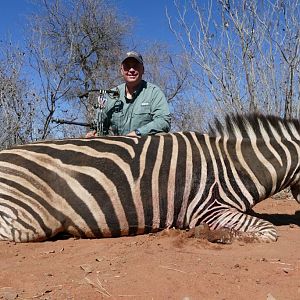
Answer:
xmin=209 ymin=113 xmax=300 ymax=139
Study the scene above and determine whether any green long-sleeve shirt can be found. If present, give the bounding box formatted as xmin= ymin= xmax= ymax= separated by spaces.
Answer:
xmin=99 ymin=80 xmax=171 ymax=136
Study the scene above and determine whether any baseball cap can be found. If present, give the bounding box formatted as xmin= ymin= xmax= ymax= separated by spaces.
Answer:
xmin=121 ymin=51 xmax=144 ymax=65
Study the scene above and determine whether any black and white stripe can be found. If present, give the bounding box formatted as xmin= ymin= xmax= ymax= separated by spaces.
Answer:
xmin=0 ymin=114 xmax=299 ymax=242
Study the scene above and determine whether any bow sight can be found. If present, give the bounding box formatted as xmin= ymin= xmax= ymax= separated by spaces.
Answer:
xmin=51 ymin=88 xmax=120 ymax=136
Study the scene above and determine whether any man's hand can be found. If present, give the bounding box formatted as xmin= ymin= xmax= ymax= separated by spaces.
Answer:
xmin=126 ymin=131 xmax=138 ymax=137
xmin=85 ymin=130 xmax=97 ymax=138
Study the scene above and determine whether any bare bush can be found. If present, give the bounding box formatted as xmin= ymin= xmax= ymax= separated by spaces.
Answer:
xmin=0 ymin=43 xmax=39 ymax=149
xmin=167 ymin=0 xmax=300 ymax=125
xmin=28 ymin=0 xmax=132 ymax=139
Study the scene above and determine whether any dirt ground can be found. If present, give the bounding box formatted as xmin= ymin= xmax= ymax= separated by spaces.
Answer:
xmin=0 ymin=193 xmax=300 ymax=300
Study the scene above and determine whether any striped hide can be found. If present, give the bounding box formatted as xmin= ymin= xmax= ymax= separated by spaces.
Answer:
xmin=0 ymin=114 xmax=299 ymax=242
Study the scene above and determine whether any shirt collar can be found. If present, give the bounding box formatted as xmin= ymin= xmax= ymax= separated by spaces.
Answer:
xmin=125 ymin=80 xmax=145 ymax=100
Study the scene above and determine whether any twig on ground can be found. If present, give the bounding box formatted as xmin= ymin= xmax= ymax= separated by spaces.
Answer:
xmin=159 ymin=265 xmax=187 ymax=273
xmin=85 ymin=275 xmax=111 ymax=297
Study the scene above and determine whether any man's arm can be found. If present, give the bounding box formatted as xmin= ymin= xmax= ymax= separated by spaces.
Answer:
xmin=136 ymin=88 xmax=171 ymax=136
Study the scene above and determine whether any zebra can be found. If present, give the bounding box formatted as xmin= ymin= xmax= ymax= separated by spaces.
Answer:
xmin=0 ymin=113 xmax=299 ymax=242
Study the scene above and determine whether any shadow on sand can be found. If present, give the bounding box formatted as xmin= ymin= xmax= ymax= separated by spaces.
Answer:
xmin=251 ymin=210 xmax=300 ymax=227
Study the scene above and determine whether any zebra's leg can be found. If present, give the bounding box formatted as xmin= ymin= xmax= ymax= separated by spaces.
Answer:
xmin=192 ymin=201 xmax=277 ymax=242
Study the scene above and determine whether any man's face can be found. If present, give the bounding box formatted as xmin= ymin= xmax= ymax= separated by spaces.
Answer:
xmin=121 ymin=58 xmax=144 ymax=86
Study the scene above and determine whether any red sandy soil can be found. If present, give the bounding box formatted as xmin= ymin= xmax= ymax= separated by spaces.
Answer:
xmin=0 ymin=193 xmax=300 ymax=300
